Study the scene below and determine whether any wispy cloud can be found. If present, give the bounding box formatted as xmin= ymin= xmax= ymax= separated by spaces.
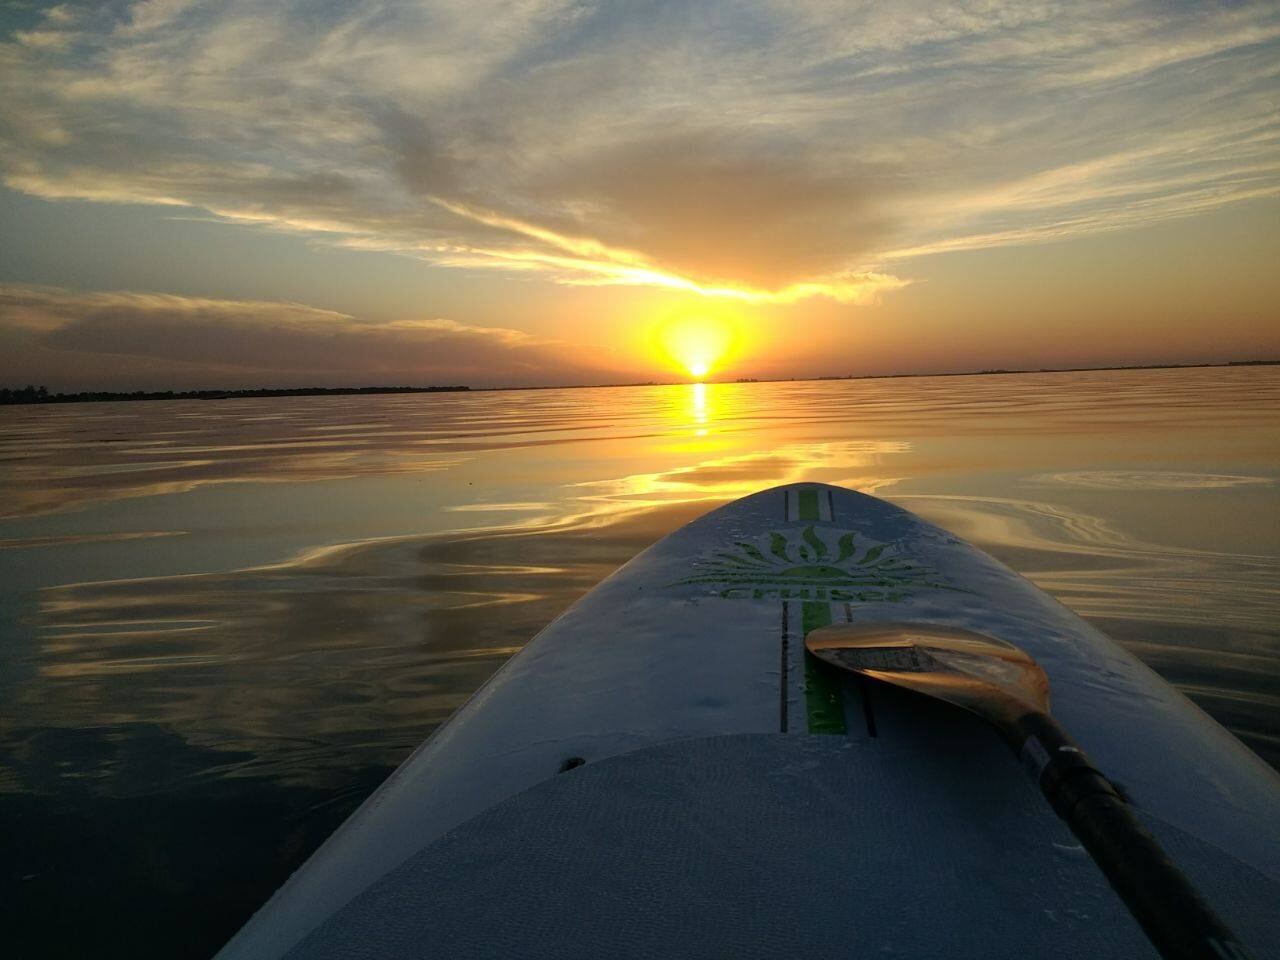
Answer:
xmin=2 ymin=1 xmax=1277 ymax=299
xmin=0 ymin=284 xmax=615 ymax=388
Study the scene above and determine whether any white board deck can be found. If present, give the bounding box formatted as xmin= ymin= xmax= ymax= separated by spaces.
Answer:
xmin=218 ymin=484 xmax=1280 ymax=959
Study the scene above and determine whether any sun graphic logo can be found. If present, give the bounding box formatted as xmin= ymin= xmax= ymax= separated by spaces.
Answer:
xmin=672 ymin=525 xmax=952 ymax=603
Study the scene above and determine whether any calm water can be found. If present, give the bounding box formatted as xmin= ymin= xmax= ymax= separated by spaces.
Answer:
xmin=1 ymin=367 xmax=1278 ymax=958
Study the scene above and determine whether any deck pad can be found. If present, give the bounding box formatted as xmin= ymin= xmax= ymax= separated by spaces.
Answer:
xmin=284 ymin=735 xmax=1280 ymax=960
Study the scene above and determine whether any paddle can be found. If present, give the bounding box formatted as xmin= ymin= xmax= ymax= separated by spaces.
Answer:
xmin=805 ymin=622 xmax=1252 ymax=960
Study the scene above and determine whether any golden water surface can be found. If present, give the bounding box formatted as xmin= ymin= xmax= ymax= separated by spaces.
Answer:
xmin=0 ymin=365 xmax=1277 ymax=958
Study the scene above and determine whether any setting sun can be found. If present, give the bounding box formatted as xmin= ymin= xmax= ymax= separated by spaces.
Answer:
xmin=652 ymin=314 xmax=738 ymax=381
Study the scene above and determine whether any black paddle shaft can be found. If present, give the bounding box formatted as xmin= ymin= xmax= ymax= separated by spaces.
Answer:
xmin=1010 ymin=712 xmax=1253 ymax=960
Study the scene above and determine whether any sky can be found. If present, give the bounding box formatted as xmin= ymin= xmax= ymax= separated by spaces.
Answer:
xmin=1 ymin=0 xmax=1278 ymax=389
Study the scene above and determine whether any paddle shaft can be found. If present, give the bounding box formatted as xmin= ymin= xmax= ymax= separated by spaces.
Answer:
xmin=1011 ymin=712 xmax=1252 ymax=960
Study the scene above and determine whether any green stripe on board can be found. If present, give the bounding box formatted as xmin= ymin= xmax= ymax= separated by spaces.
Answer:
xmin=797 ymin=488 xmax=820 ymax=521
xmin=801 ymin=601 xmax=847 ymax=734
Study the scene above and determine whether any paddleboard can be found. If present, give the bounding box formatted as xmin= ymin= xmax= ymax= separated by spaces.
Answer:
xmin=217 ymin=484 xmax=1280 ymax=959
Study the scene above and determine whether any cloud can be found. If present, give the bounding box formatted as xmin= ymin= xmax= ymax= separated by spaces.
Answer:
xmin=0 ymin=284 xmax=616 ymax=389
xmin=1 ymin=1 xmax=1278 ymax=297
xmin=520 ymin=129 xmax=896 ymax=289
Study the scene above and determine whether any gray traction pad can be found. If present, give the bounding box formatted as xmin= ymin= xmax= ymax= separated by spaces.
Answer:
xmin=286 ymin=734 xmax=1278 ymax=959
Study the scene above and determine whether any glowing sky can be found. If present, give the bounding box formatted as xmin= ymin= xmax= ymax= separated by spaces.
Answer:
xmin=1 ymin=1 xmax=1278 ymax=388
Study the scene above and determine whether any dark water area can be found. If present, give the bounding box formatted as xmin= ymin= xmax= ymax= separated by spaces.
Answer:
xmin=1 ymin=367 xmax=1277 ymax=958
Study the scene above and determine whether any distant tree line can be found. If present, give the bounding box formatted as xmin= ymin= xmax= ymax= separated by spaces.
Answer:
xmin=1 ymin=385 xmax=50 ymax=403
xmin=0 ymin=385 xmax=471 ymax=405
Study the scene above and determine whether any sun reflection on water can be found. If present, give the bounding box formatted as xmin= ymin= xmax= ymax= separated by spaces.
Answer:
xmin=692 ymin=382 xmax=708 ymax=435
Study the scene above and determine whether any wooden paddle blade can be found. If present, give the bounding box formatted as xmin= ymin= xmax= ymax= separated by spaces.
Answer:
xmin=805 ymin=622 xmax=1052 ymax=722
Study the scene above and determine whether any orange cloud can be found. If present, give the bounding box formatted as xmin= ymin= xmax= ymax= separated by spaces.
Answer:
xmin=0 ymin=285 xmax=620 ymax=389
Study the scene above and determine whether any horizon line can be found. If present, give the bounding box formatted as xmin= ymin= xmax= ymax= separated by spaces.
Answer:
xmin=3 ymin=359 xmax=1278 ymax=405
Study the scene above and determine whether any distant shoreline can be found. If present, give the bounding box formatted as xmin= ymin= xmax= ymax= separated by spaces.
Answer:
xmin=0 ymin=385 xmax=471 ymax=405
xmin=2 ymin=360 xmax=1276 ymax=405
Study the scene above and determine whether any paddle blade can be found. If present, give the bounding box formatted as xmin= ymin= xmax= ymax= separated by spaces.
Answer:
xmin=805 ymin=622 xmax=1052 ymax=722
